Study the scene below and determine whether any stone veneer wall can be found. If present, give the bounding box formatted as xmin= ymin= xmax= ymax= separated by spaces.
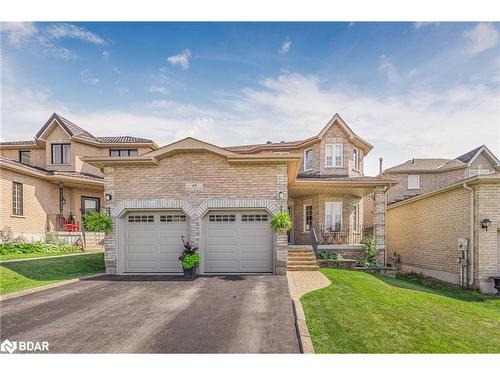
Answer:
xmin=102 ymin=152 xmax=289 ymax=275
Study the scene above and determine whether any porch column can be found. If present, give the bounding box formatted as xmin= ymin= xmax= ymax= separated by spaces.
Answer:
xmin=373 ymin=187 xmax=387 ymax=255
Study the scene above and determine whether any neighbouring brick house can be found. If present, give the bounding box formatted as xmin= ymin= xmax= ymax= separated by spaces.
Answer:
xmin=0 ymin=113 xmax=157 ymax=241
xmin=83 ymin=113 xmax=394 ymax=275
xmin=383 ymin=145 xmax=500 ymax=204
xmin=385 ymin=146 xmax=500 ymax=294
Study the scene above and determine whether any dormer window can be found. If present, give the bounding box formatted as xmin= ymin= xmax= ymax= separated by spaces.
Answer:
xmin=51 ymin=143 xmax=71 ymax=164
xmin=304 ymin=148 xmax=313 ymax=171
xmin=326 ymin=143 xmax=343 ymax=167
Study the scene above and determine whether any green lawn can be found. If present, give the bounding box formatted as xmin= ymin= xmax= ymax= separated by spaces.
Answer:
xmin=301 ymin=269 xmax=500 ymax=353
xmin=0 ymin=251 xmax=85 ymax=261
xmin=0 ymin=253 xmax=105 ymax=295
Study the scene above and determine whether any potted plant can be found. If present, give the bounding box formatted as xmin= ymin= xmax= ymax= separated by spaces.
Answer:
xmin=270 ymin=211 xmax=292 ymax=232
xmin=179 ymin=235 xmax=200 ymax=279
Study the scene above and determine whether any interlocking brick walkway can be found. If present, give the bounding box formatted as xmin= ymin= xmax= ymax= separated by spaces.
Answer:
xmin=286 ymin=270 xmax=331 ymax=300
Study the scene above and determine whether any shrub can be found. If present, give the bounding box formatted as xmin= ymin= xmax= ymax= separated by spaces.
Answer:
xmin=0 ymin=242 xmax=81 ymax=255
xmin=270 ymin=211 xmax=292 ymax=231
xmin=319 ymin=252 xmax=344 ymax=261
xmin=0 ymin=226 xmax=25 ymax=244
xmin=358 ymin=234 xmax=381 ymax=268
xmin=83 ymin=211 xmax=113 ymax=233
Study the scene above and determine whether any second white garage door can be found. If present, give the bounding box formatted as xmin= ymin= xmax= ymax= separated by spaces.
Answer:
xmin=203 ymin=210 xmax=273 ymax=273
xmin=124 ymin=211 xmax=188 ymax=273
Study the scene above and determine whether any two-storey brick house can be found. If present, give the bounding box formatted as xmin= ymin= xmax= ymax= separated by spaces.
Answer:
xmin=383 ymin=145 xmax=500 ymax=204
xmin=0 ymin=113 xmax=157 ymax=240
xmin=82 ymin=113 xmax=395 ymax=275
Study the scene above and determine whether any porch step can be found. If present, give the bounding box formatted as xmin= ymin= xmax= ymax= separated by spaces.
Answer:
xmin=287 ymin=259 xmax=317 ymax=266
xmin=287 ymin=265 xmax=320 ymax=271
xmin=287 ymin=246 xmax=318 ymax=271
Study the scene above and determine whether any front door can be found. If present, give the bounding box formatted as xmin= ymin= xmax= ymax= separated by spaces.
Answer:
xmin=288 ymin=206 xmax=294 ymax=244
xmin=81 ymin=196 xmax=100 ymax=214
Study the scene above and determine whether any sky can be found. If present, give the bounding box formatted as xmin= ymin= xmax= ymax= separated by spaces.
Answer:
xmin=1 ymin=22 xmax=499 ymax=175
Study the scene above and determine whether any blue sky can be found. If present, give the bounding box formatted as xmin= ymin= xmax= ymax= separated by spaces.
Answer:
xmin=1 ymin=22 xmax=499 ymax=175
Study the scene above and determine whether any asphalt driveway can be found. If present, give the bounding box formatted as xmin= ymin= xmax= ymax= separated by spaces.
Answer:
xmin=0 ymin=275 xmax=299 ymax=353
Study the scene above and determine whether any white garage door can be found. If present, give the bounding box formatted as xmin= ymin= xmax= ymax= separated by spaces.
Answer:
xmin=124 ymin=211 xmax=188 ymax=273
xmin=204 ymin=211 xmax=273 ymax=273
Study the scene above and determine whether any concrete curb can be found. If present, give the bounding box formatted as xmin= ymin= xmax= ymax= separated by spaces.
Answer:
xmin=292 ymin=298 xmax=315 ymax=354
xmin=0 ymin=273 xmax=107 ymax=302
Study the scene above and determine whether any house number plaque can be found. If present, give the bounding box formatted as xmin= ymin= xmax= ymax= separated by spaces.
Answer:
xmin=185 ymin=182 xmax=204 ymax=192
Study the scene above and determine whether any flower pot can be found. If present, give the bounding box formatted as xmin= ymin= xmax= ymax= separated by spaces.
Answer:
xmin=492 ymin=276 xmax=500 ymax=297
xmin=183 ymin=267 xmax=197 ymax=280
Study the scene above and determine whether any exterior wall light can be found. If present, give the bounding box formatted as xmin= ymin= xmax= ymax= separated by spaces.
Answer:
xmin=105 ymin=193 xmax=113 ymax=201
xmin=480 ymin=218 xmax=491 ymax=231
xmin=277 ymin=191 xmax=285 ymax=200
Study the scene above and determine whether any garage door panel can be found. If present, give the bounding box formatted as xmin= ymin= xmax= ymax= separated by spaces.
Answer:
xmin=204 ymin=210 xmax=273 ymax=273
xmin=124 ymin=211 xmax=187 ymax=273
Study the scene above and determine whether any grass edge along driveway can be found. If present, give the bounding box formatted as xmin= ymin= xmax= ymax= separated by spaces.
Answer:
xmin=301 ymin=269 xmax=500 ymax=353
xmin=0 ymin=253 xmax=105 ymax=295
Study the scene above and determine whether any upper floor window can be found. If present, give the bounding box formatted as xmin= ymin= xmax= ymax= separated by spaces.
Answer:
xmin=352 ymin=147 xmax=360 ymax=171
xmin=325 ymin=143 xmax=343 ymax=167
xmin=304 ymin=148 xmax=313 ymax=171
xmin=51 ymin=143 xmax=71 ymax=164
xmin=12 ymin=182 xmax=23 ymax=216
xmin=110 ymin=149 xmax=139 ymax=157
xmin=468 ymin=168 xmax=490 ymax=177
xmin=19 ymin=150 xmax=31 ymax=164
xmin=407 ymin=174 xmax=420 ymax=189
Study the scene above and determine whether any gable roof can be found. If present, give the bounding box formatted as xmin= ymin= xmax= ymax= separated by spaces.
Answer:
xmin=146 ymin=137 xmax=238 ymax=159
xmin=31 ymin=113 xmax=157 ymax=147
xmin=226 ymin=113 xmax=373 ymax=154
xmin=384 ymin=145 xmax=500 ymax=174
xmin=455 ymin=145 xmax=500 ymax=166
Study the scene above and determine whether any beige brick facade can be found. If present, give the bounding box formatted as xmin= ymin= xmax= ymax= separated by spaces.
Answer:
xmin=387 ymin=176 xmax=500 ymax=293
xmin=0 ymin=169 xmax=59 ymax=240
xmin=102 ymin=151 xmax=289 ymax=274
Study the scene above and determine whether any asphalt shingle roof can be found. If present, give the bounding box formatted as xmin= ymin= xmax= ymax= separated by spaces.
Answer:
xmin=97 ymin=136 xmax=154 ymax=144
xmin=456 ymin=145 xmax=484 ymax=164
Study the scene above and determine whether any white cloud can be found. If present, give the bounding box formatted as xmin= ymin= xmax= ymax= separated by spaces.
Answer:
xmin=45 ymin=23 xmax=105 ymax=45
xmin=1 ymin=22 xmax=37 ymax=45
xmin=102 ymin=50 xmax=111 ymax=61
xmin=280 ymin=38 xmax=291 ymax=55
xmin=378 ymin=55 xmax=400 ymax=82
xmin=167 ymin=49 xmax=191 ymax=70
xmin=38 ymin=35 xmax=77 ymax=60
xmin=115 ymin=87 xmax=129 ymax=95
xmin=147 ymin=86 xmax=169 ymax=95
xmin=463 ymin=23 xmax=499 ymax=56
xmin=2 ymin=72 xmax=498 ymax=177
xmin=80 ymin=69 xmax=99 ymax=85
xmin=413 ymin=22 xmax=440 ymax=30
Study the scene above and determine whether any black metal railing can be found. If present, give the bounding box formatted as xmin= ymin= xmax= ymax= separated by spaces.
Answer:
xmin=47 ymin=213 xmax=82 ymax=232
xmin=310 ymin=226 xmax=319 ymax=257
xmin=312 ymin=225 xmax=373 ymax=245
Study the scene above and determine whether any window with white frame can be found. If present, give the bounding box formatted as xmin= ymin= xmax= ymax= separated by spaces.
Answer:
xmin=352 ymin=147 xmax=360 ymax=170
xmin=325 ymin=202 xmax=342 ymax=230
xmin=304 ymin=148 xmax=313 ymax=171
xmin=407 ymin=174 xmax=420 ymax=189
xmin=303 ymin=204 xmax=312 ymax=231
xmin=468 ymin=168 xmax=490 ymax=177
xmin=12 ymin=182 xmax=23 ymax=216
xmin=325 ymin=143 xmax=343 ymax=167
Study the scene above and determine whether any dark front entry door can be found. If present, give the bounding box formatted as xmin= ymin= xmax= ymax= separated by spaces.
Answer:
xmin=81 ymin=196 xmax=100 ymax=214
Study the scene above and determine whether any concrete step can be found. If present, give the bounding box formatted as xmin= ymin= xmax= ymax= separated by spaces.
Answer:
xmin=287 ymin=265 xmax=320 ymax=271
xmin=288 ymin=251 xmax=315 ymax=255
xmin=287 ymin=260 xmax=318 ymax=266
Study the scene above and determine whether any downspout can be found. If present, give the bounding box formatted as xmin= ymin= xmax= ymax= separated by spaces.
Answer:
xmin=463 ymin=183 xmax=474 ymax=288
xmin=382 ymin=183 xmax=391 ymax=266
